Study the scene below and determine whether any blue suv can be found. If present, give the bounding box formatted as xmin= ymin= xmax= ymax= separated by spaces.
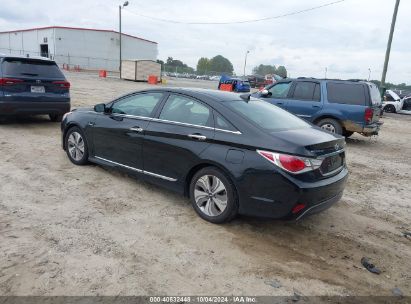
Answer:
xmin=0 ymin=55 xmax=70 ymax=121
xmin=252 ymin=78 xmax=383 ymax=137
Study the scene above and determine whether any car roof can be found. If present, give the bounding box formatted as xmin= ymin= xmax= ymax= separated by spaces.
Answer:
xmin=282 ymin=77 xmax=373 ymax=85
xmin=0 ymin=54 xmax=54 ymax=62
xmin=142 ymin=87 xmax=245 ymax=102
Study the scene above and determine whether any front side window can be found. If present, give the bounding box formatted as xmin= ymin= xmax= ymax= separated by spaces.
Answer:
xmin=267 ymin=82 xmax=292 ymax=98
xmin=111 ymin=93 xmax=163 ymax=117
xmin=159 ymin=94 xmax=211 ymax=127
xmin=291 ymin=82 xmax=320 ymax=101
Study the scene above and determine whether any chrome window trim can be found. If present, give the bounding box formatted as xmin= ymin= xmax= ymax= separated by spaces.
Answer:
xmin=85 ymin=111 xmax=242 ymax=134
xmin=95 ymin=156 xmax=177 ymax=182
xmin=151 ymin=117 xmax=242 ymax=134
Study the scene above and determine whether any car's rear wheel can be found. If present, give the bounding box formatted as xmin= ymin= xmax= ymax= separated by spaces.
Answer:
xmin=384 ymin=104 xmax=396 ymax=113
xmin=189 ymin=167 xmax=238 ymax=224
xmin=50 ymin=114 xmax=63 ymax=122
xmin=65 ymin=127 xmax=89 ymax=165
xmin=317 ymin=118 xmax=343 ymax=135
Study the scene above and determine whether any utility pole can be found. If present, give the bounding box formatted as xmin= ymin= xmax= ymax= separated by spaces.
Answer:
xmin=243 ymin=50 xmax=250 ymax=77
xmin=119 ymin=1 xmax=129 ymax=79
xmin=324 ymin=67 xmax=327 ymax=79
xmin=381 ymin=0 xmax=400 ymax=90
xmin=368 ymin=68 xmax=371 ymax=81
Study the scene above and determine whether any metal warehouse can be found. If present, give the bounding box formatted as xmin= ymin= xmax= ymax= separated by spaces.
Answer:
xmin=0 ymin=26 xmax=158 ymax=71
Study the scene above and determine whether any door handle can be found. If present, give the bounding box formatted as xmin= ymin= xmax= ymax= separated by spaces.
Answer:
xmin=87 ymin=121 xmax=95 ymax=126
xmin=312 ymin=105 xmax=320 ymax=108
xmin=188 ymin=134 xmax=206 ymax=141
xmin=129 ymin=127 xmax=144 ymax=133
xmin=277 ymin=102 xmax=283 ymax=105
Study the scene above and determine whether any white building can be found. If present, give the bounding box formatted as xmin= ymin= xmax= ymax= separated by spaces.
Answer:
xmin=0 ymin=26 xmax=158 ymax=71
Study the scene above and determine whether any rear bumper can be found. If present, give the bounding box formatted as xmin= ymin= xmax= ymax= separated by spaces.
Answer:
xmin=238 ymin=167 xmax=348 ymax=220
xmin=362 ymin=121 xmax=383 ymax=136
xmin=0 ymin=101 xmax=70 ymax=115
xmin=343 ymin=120 xmax=383 ymax=136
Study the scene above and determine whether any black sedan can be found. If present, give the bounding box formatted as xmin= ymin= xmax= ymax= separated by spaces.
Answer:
xmin=61 ymin=88 xmax=348 ymax=223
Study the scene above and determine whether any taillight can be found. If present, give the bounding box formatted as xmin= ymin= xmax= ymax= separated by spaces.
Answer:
xmin=365 ymin=108 xmax=373 ymax=124
xmin=257 ymin=150 xmax=323 ymax=174
xmin=292 ymin=203 xmax=306 ymax=214
xmin=53 ymin=81 xmax=70 ymax=89
xmin=0 ymin=78 xmax=24 ymax=86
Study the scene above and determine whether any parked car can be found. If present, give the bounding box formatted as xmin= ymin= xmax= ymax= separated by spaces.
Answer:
xmin=252 ymin=78 xmax=383 ymax=137
xmin=264 ymin=74 xmax=283 ymax=86
xmin=0 ymin=55 xmax=70 ymax=121
xmin=248 ymin=75 xmax=266 ymax=88
xmin=218 ymin=75 xmax=250 ymax=92
xmin=382 ymin=89 xmax=403 ymax=113
xmin=402 ymin=96 xmax=411 ymax=111
xmin=61 ymin=88 xmax=347 ymax=223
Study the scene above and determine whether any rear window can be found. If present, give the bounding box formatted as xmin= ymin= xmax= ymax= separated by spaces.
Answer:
xmin=326 ymin=82 xmax=367 ymax=105
xmin=2 ymin=58 xmax=64 ymax=78
xmin=225 ymin=99 xmax=310 ymax=132
xmin=369 ymin=84 xmax=382 ymax=105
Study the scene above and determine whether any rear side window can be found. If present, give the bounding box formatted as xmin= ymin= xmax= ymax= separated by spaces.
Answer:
xmin=214 ymin=112 xmax=238 ymax=132
xmin=2 ymin=58 xmax=64 ymax=78
xmin=291 ymin=82 xmax=320 ymax=101
xmin=326 ymin=82 xmax=366 ymax=105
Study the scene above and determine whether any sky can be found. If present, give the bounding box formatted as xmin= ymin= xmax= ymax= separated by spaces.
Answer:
xmin=0 ymin=0 xmax=410 ymax=84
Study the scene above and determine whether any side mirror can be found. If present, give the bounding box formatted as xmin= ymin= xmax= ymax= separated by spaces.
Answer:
xmin=261 ymin=89 xmax=269 ymax=97
xmin=94 ymin=103 xmax=106 ymax=113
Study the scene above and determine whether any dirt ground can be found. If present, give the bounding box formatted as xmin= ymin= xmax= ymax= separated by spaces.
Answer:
xmin=0 ymin=71 xmax=410 ymax=297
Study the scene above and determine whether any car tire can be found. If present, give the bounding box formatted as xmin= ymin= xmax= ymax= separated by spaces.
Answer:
xmin=343 ymin=130 xmax=354 ymax=138
xmin=189 ymin=167 xmax=238 ymax=224
xmin=50 ymin=114 xmax=63 ymax=122
xmin=317 ymin=118 xmax=343 ymax=135
xmin=65 ymin=126 xmax=89 ymax=165
xmin=384 ymin=104 xmax=396 ymax=113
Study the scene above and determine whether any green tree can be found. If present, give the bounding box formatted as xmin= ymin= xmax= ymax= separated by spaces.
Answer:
xmin=208 ymin=55 xmax=234 ymax=75
xmin=276 ymin=66 xmax=287 ymax=78
xmin=162 ymin=57 xmax=195 ymax=73
xmin=252 ymin=64 xmax=277 ymax=76
xmin=196 ymin=57 xmax=210 ymax=75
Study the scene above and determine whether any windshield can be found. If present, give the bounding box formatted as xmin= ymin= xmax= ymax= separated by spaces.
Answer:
xmin=224 ymin=99 xmax=310 ymax=132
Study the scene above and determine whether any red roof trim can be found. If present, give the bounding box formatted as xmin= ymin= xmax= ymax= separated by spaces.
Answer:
xmin=0 ymin=26 xmax=157 ymax=44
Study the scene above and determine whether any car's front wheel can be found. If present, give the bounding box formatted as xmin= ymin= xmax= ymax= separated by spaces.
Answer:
xmin=384 ymin=104 xmax=396 ymax=113
xmin=189 ymin=167 xmax=238 ymax=224
xmin=65 ymin=127 xmax=89 ymax=165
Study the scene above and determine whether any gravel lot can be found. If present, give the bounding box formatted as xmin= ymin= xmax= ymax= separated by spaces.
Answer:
xmin=0 ymin=71 xmax=410 ymax=296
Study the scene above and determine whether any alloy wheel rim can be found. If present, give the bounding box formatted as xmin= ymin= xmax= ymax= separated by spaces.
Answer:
xmin=321 ymin=123 xmax=336 ymax=133
xmin=194 ymin=175 xmax=228 ymax=217
xmin=67 ymin=132 xmax=85 ymax=161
